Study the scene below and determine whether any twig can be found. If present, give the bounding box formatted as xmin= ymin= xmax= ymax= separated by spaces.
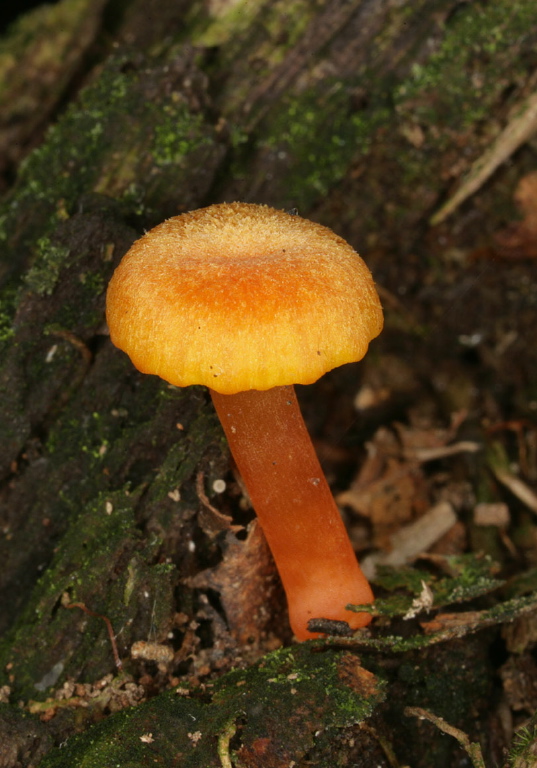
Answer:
xmin=63 ymin=596 xmax=123 ymax=670
xmin=492 ymin=467 xmax=537 ymax=515
xmin=50 ymin=328 xmax=92 ymax=366
xmin=404 ymin=440 xmax=481 ymax=462
xmin=404 ymin=707 xmax=486 ymax=768
xmin=196 ymin=471 xmax=242 ymax=532
xmin=359 ymin=723 xmax=402 ymax=767
xmin=431 ymin=86 xmax=537 ymax=225
xmin=217 ymin=718 xmax=237 ymax=768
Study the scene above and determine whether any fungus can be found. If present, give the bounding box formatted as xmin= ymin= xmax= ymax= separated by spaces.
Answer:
xmin=106 ymin=202 xmax=383 ymax=640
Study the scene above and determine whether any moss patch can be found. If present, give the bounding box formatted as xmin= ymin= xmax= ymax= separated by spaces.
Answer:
xmin=0 ymin=48 xmax=221 ymax=277
xmin=395 ymin=0 xmax=537 ymax=130
xmin=254 ymin=84 xmax=390 ymax=210
xmin=38 ymin=644 xmax=384 ymax=767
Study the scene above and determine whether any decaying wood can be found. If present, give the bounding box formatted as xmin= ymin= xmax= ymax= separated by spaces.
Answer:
xmin=1 ymin=0 xmax=537 ymax=766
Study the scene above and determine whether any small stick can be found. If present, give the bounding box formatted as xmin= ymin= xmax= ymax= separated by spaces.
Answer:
xmin=217 ymin=718 xmax=237 ymax=768
xmin=50 ymin=328 xmax=92 ymax=366
xmin=63 ymin=597 xmax=123 ymax=670
xmin=431 ymin=86 xmax=537 ymax=226
xmin=196 ymin=471 xmax=242 ymax=532
xmin=404 ymin=707 xmax=485 ymax=768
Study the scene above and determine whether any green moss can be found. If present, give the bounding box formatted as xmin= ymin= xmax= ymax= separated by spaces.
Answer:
xmin=336 ymin=592 xmax=537 ymax=655
xmin=214 ymin=644 xmax=384 ymax=726
xmin=150 ymin=100 xmax=210 ymax=166
xmin=0 ymin=485 xmax=178 ymax=700
xmin=0 ymin=371 xmax=220 ymax=700
xmin=0 ymin=57 xmax=136 ymax=266
xmin=0 ymin=46 xmax=218 ymax=274
xmin=187 ymin=0 xmax=266 ymax=47
xmin=246 ymin=86 xmax=389 ymax=210
xmin=77 ymin=269 xmax=105 ymax=296
xmin=320 ymin=0 xmax=537 ymax=239
xmin=147 ymin=439 xmax=199 ymax=503
xmin=15 ymin=63 xmax=133 ymax=209
xmin=509 ymin=712 xmax=537 ymax=765
xmin=0 ymin=310 xmax=14 ymax=343
xmin=189 ymin=0 xmax=313 ymax=60
xmin=350 ymin=554 xmax=502 ymax=622
xmin=24 ymin=236 xmax=71 ymax=296
xmin=260 ymin=0 xmax=313 ymax=64
xmin=0 ymin=492 xmax=133 ymax=688
xmin=394 ymin=0 xmax=537 ymax=130
xmin=0 ymin=285 xmax=17 ymax=344
xmin=399 ymin=640 xmax=490 ymax=728
xmin=38 ymin=645 xmax=384 ymax=767
xmin=45 ymin=408 xmax=111 ymax=468
xmin=0 ymin=0 xmax=98 ymax=101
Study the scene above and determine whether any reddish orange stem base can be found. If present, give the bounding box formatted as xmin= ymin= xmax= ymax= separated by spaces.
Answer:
xmin=210 ymin=385 xmax=373 ymax=640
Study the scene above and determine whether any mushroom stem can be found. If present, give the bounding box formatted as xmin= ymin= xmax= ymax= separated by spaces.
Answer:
xmin=210 ymin=385 xmax=373 ymax=640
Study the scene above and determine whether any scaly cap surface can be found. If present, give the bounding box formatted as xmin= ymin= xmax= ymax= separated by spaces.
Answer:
xmin=106 ymin=202 xmax=383 ymax=394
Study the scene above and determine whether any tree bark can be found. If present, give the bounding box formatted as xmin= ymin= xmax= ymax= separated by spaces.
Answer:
xmin=1 ymin=0 xmax=537 ymax=765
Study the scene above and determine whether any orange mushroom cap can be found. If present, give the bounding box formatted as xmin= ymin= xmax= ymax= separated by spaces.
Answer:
xmin=106 ymin=202 xmax=383 ymax=395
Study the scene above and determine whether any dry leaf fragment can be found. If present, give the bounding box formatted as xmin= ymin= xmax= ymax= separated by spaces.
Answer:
xmin=496 ymin=172 xmax=537 ymax=258
xmin=501 ymin=655 xmax=537 ymax=712
xmin=503 ymin=612 xmax=537 ymax=655
xmin=339 ymin=456 xmax=422 ymax=532
xmin=337 ymin=426 xmax=430 ymax=549
xmin=188 ymin=521 xmax=280 ymax=644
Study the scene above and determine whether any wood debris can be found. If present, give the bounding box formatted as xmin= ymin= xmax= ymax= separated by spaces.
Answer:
xmin=361 ymin=501 xmax=457 ymax=579
xmin=431 ymin=84 xmax=537 ymax=225
xmin=196 ymin=470 xmax=243 ymax=535
xmin=492 ymin=466 xmax=537 ymax=515
xmin=339 ymin=415 xmax=473 ymax=561
xmin=473 ymin=502 xmax=510 ymax=528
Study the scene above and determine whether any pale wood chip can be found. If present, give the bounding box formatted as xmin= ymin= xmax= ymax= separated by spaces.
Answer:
xmin=431 ymin=86 xmax=537 ymax=225
xmin=361 ymin=501 xmax=457 ymax=579
xmin=493 ymin=467 xmax=537 ymax=515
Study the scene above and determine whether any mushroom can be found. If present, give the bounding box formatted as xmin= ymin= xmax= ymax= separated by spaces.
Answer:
xmin=106 ymin=202 xmax=383 ymax=640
